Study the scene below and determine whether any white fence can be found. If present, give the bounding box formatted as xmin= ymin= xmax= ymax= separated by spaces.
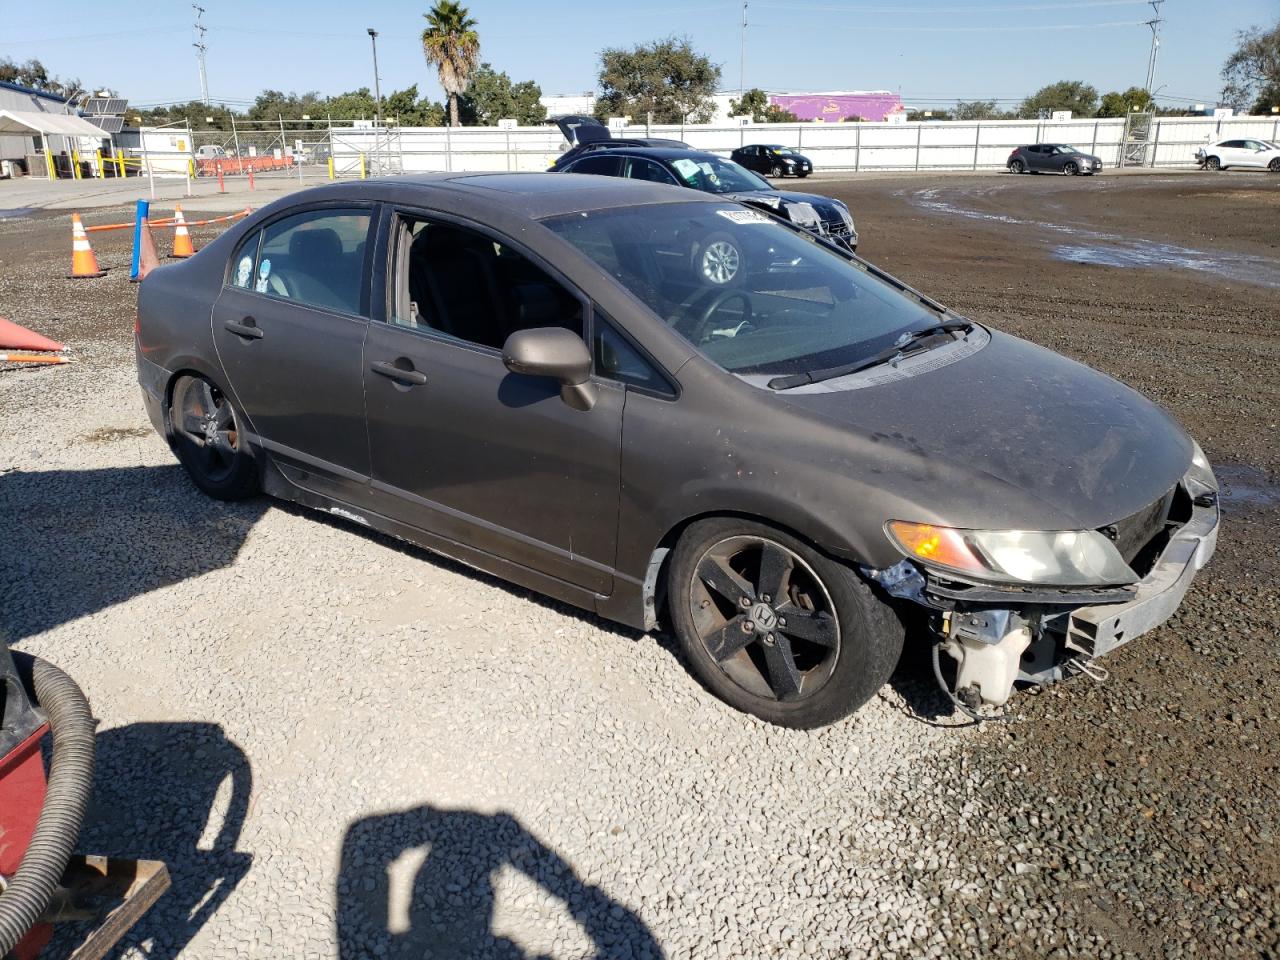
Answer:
xmin=331 ymin=115 xmax=1280 ymax=178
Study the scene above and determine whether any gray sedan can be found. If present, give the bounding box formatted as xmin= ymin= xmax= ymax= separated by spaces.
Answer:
xmin=136 ymin=173 xmax=1217 ymax=727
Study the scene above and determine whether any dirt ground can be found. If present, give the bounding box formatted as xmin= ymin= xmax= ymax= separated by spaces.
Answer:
xmin=2 ymin=169 xmax=1278 ymax=958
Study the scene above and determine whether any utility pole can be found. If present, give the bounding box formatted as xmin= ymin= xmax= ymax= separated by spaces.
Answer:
xmin=367 ymin=28 xmax=383 ymax=126
xmin=193 ymin=4 xmax=209 ymax=106
xmin=1143 ymin=0 xmax=1164 ymax=95
xmin=739 ymin=2 xmax=748 ymax=94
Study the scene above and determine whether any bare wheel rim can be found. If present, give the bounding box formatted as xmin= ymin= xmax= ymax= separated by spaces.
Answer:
xmin=689 ymin=535 xmax=841 ymax=703
xmin=700 ymin=241 xmax=740 ymax=285
xmin=175 ymin=379 xmax=240 ymax=483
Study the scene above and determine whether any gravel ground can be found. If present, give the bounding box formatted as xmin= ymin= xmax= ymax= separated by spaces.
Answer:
xmin=1 ymin=171 xmax=1278 ymax=959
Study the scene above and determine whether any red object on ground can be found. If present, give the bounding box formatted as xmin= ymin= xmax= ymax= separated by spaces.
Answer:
xmin=0 ymin=725 xmax=54 ymax=959
xmin=0 ymin=316 xmax=65 ymax=353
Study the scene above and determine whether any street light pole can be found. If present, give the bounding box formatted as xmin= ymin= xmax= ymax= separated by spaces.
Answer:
xmin=367 ymin=28 xmax=383 ymax=126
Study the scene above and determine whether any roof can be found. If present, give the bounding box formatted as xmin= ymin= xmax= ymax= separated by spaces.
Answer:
xmin=0 ymin=80 xmax=70 ymax=104
xmin=579 ymin=145 xmax=721 ymax=162
xmin=349 ymin=171 xmax=722 ymax=219
xmin=0 ymin=109 xmax=107 ymax=137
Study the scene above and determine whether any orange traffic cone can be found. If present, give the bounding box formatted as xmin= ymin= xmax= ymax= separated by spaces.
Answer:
xmin=171 ymin=204 xmax=195 ymax=258
xmin=132 ymin=216 xmax=160 ymax=283
xmin=0 ymin=316 xmax=65 ymax=353
xmin=69 ymin=213 xmax=105 ymax=279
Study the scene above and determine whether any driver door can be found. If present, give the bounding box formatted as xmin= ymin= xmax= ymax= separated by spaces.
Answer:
xmin=362 ymin=210 xmax=625 ymax=594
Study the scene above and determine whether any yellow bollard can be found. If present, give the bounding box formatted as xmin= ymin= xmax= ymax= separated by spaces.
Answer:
xmin=116 ymin=150 xmax=125 ymax=178
xmin=359 ymin=153 xmax=367 ymax=179
xmin=327 ymin=157 xmax=335 ymax=181
xmin=94 ymin=149 xmax=104 ymax=178
xmin=188 ymin=158 xmax=196 ymax=180
xmin=44 ymin=149 xmax=55 ymax=179
xmin=71 ymin=151 xmax=82 ymax=180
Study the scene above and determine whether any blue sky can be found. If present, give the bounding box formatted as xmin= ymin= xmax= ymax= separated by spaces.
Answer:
xmin=4 ymin=0 xmax=1274 ymax=111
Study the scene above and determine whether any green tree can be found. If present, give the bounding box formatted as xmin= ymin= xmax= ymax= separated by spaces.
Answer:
xmin=323 ymin=88 xmax=379 ymax=122
xmin=597 ymin=36 xmax=721 ymax=124
xmin=384 ymin=85 xmax=447 ymax=126
xmin=246 ymin=89 xmax=325 ymax=122
xmin=421 ymin=1 xmax=480 ymax=127
xmin=908 ymin=109 xmax=951 ymax=121
xmin=764 ymin=104 xmax=801 ymax=123
xmin=953 ymin=99 xmax=1003 ymax=120
xmin=0 ymin=57 xmax=81 ymax=98
xmin=1018 ymin=81 xmax=1099 ymax=119
xmin=459 ymin=64 xmax=546 ymax=125
xmin=728 ymin=89 xmax=799 ymax=123
xmin=1221 ymin=21 xmax=1280 ymax=113
xmin=1096 ymin=86 xmax=1153 ymax=118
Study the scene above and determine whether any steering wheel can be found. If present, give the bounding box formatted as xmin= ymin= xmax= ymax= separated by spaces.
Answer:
xmin=676 ymin=288 xmax=754 ymax=344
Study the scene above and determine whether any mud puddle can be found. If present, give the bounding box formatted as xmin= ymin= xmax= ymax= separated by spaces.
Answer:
xmin=1214 ymin=463 xmax=1280 ymax=512
xmin=907 ymin=186 xmax=1280 ymax=288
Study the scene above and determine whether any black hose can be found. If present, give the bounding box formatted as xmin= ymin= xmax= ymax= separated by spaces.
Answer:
xmin=931 ymin=643 xmax=1012 ymax=724
xmin=0 ymin=657 xmax=95 ymax=956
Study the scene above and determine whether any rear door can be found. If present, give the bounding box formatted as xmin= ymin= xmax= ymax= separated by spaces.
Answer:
xmin=362 ymin=209 xmax=625 ymax=594
xmin=211 ymin=204 xmax=376 ymax=501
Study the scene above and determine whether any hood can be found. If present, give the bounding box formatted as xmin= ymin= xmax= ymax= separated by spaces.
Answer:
xmin=553 ymin=115 xmax=610 ymax=147
xmin=776 ymin=330 xmax=1192 ymax=531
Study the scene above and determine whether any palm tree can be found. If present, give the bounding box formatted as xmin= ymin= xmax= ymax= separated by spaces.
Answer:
xmin=421 ymin=1 xmax=480 ymax=128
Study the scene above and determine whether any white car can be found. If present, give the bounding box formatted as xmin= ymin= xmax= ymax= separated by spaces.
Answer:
xmin=1195 ymin=138 xmax=1280 ymax=172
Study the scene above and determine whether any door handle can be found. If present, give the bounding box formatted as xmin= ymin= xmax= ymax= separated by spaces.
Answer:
xmin=224 ymin=318 xmax=264 ymax=340
xmin=370 ymin=360 xmax=427 ymax=386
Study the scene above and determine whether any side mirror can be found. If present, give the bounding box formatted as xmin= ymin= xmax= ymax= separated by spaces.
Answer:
xmin=502 ymin=327 xmax=597 ymax=411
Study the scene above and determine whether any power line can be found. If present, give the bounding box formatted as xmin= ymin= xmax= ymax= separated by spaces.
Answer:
xmin=755 ymin=0 xmax=1150 ymax=13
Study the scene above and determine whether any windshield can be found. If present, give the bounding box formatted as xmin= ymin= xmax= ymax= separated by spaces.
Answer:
xmin=668 ymin=156 xmax=771 ymax=194
xmin=543 ymin=203 xmax=941 ymax=376
xmin=1053 ymin=145 xmax=1082 ymax=154
xmin=767 ymin=146 xmax=797 ymax=155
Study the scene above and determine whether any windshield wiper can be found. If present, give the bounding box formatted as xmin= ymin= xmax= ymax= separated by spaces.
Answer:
xmin=766 ymin=320 xmax=973 ymax=390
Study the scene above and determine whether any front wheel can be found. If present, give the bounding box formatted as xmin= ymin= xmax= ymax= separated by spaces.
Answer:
xmin=668 ymin=518 xmax=904 ymax=728
xmin=771 ymin=163 xmax=784 ymax=178
xmin=1063 ymin=161 xmax=1079 ymax=176
xmin=1008 ymin=159 xmax=1025 ymax=174
xmin=170 ymin=375 xmax=259 ymax=500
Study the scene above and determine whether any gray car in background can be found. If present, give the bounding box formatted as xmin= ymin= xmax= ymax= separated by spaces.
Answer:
xmin=136 ymin=173 xmax=1217 ymax=728
xmin=1008 ymin=143 xmax=1103 ymax=175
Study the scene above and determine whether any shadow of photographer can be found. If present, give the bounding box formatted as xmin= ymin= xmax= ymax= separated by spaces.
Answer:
xmin=338 ymin=805 xmax=665 ymax=960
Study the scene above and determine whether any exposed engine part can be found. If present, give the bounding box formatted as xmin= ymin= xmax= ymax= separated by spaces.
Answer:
xmin=862 ymin=559 xmax=928 ymax=604
xmin=940 ymin=610 xmax=1032 ymax=708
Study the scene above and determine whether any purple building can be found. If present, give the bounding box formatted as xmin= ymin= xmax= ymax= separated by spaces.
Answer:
xmin=768 ymin=91 xmax=904 ymax=123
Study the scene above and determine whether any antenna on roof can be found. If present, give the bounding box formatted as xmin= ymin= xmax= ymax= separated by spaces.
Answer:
xmin=193 ymin=4 xmax=210 ymax=106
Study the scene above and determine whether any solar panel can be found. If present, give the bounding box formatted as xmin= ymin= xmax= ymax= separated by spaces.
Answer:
xmin=85 ymin=115 xmax=124 ymax=133
xmin=84 ymin=97 xmax=127 ymax=116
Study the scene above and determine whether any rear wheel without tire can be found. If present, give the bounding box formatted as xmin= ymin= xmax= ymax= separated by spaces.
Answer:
xmin=669 ymin=518 xmax=904 ymax=728
xmin=170 ymin=375 xmax=259 ymax=500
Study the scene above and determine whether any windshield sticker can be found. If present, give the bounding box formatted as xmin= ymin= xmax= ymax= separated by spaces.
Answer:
xmin=235 ymin=255 xmax=253 ymax=288
xmin=255 ymin=258 xmax=272 ymax=293
xmin=671 ymin=158 xmax=700 ymax=179
xmin=717 ymin=209 xmax=772 ymax=225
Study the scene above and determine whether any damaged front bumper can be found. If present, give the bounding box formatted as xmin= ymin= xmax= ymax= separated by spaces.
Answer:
xmin=866 ymin=474 xmax=1220 ymax=708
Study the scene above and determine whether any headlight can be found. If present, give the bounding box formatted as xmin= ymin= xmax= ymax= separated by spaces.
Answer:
xmin=837 ymin=204 xmax=855 ymax=231
xmin=783 ymin=157 xmax=797 ymax=165
xmin=886 ymin=521 xmax=1136 ymax=586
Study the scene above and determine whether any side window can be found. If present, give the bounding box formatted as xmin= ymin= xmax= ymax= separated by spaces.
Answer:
xmin=393 ymin=215 xmax=583 ymax=350
xmin=566 ymin=154 xmax=623 ymax=176
xmin=625 ymin=158 xmax=678 ymax=185
xmin=229 ymin=230 xmax=260 ymax=289
xmin=252 ymin=208 xmax=371 ymax=315
xmin=594 ymin=320 xmax=672 ymax=395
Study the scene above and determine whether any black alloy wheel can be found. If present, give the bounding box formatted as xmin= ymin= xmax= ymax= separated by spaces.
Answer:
xmin=170 ymin=375 xmax=259 ymax=499
xmin=669 ymin=518 xmax=904 ymax=728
